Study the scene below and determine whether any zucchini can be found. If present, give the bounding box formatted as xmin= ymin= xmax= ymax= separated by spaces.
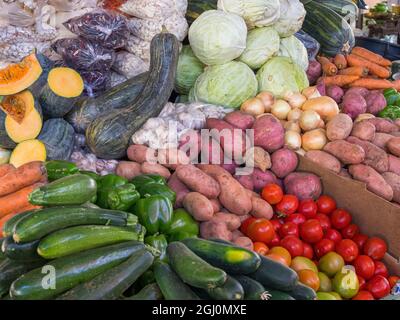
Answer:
xmin=10 ymin=240 xmax=145 ymax=300
xmin=167 ymin=242 xmax=227 ymax=289
xmin=0 ymin=238 xmax=5 ymax=260
xmin=28 ymin=174 xmax=97 ymax=206
xmin=264 ymin=288 xmax=296 ymax=301
xmin=285 ymin=282 xmax=317 ymax=300
xmin=79 ymin=170 xmax=100 ymax=181
xmin=124 ymin=283 xmax=163 ymax=300
xmin=13 ymin=206 xmax=138 ymax=243
xmin=182 ymin=238 xmax=261 ymax=274
xmin=248 ymin=255 xmax=298 ymax=292
xmin=235 ymin=275 xmax=266 ymax=300
xmin=45 ymin=160 xmax=78 ymax=181
xmin=138 ymin=269 xmax=156 ymax=288
xmin=2 ymin=209 xmax=38 ymax=238
xmin=2 ymin=236 xmax=42 ymax=262
xmin=205 ymin=275 xmax=244 ymax=300
xmin=57 ymin=250 xmax=153 ymax=300
xmin=153 ymin=260 xmax=200 ymax=300
xmin=37 ymin=225 xmax=145 ymax=259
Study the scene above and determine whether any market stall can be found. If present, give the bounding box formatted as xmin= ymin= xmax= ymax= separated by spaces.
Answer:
xmin=0 ymin=0 xmax=399 ymax=301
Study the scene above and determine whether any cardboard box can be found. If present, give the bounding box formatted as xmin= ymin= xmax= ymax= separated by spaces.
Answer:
xmin=298 ymin=155 xmax=400 ymax=276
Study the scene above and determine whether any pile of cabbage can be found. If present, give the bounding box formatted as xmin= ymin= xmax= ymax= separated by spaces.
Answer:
xmin=175 ymin=0 xmax=310 ymax=108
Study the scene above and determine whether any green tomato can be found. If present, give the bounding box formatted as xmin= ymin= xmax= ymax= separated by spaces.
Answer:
xmin=318 ymin=252 xmax=345 ymax=277
xmin=332 ymin=267 xmax=359 ymax=299
xmin=318 ymin=272 xmax=333 ymax=292
xmin=317 ymin=292 xmax=337 ymax=300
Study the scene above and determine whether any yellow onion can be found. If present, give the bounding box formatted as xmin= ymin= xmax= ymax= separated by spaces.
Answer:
xmin=271 ymin=99 xmax=291 ymax=120
xmin=299 ymin=110 xmax=321 ymax=132
xmin=256 ymin=91 xmax=275 ymax=113
xmin=284 ymin=92 xmax=307 ymax=109
xmin=285 ymin=121 xmax=301 ymax=134
xmin=287 ymin=108 xmax=303 ymax=122
xmin=302 ymin=86 xmax=321 ymax=99
xmin=302 ymin=128 xmax=327 ymax=151
xmin=285 ymin=131 xmax=302 ymax=150
xmin=240 ymin=97 xmax=265 ymax=116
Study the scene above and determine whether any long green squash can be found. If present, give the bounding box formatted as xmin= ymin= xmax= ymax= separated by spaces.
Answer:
xmin=186 ymin=0 xmax=217 ymax=25
xmin=86 ymin=32 xmax=180 ymax=159
xmin=315 ymin=0 xmax=359 ymax=20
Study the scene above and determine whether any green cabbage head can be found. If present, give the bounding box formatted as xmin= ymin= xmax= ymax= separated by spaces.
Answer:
xmin=175 ymin=45 xmax=205 ymax=94
xmin=278 ymin=35 xmax=309 ymax=71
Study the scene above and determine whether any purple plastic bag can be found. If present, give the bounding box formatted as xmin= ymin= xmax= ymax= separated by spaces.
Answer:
xmin=79 ymin=70 xmax=112 ymax=98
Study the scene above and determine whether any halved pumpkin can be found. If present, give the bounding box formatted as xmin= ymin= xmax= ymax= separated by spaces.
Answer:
xmin=9 ymin=139 xmax=47 ymax=168
xmin=0 ymin=53 xmax=43 ymax=95
xmin=5 ymin=108 xmax=42 ymax=143
xmin=0 ymin=90 xmax=35 ymax=123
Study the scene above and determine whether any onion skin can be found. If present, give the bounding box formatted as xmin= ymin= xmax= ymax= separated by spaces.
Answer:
xmin=302 ymin=86 xmax=321 ymax=99
xmin=240 ymin=97 xmax=265 ymax=116
xmin=287 ymin=108 xmax=302 ymax=122
xmin=285 ymin=92 xmax=307 ymax=109
xmin=299 ymin=110 xmax=321 ymax=132
xmin=301 ymin=96 xmax=339 ymax=121
xmin=285 ymin=121 xmax=301 ymax=134
xmin=285 ymin=131 xmax=302 ymax=150
xmin=271 ymin=99 xmax=291 ymax=120
xmin=302 ymin=128 xmax=327 ymax=151
xmin=257 ymin=91 xmax=275 ymax=113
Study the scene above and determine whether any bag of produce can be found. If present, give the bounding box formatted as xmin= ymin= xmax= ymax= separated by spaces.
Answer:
xmin=79 ymin=70 xmax=112 ymax=98
xmin=295 ymin=31 xmax=320 ymax=61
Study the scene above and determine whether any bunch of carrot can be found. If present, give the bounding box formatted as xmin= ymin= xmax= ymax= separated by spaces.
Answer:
xmin=317 ymin=47 xmax=400 ymax=90
xmin=0 ymin=161 xmax=47 ymax=234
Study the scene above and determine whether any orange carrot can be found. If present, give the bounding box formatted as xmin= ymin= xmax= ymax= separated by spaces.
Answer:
xmin=352 ymin=47 xmax=392 ymax=67
xmin=338 ymin=66 xmax=369 ymax=77
xmin=317 ymin=56 xmax=338 ymax=76
xmin=0 ymin=163 xmax=15 ymax=178
xmin=321 ymin=75 xmax=360 ymax=87
xmin=0 ymin=161 xmax=45 ymax=197
xmin=334 ymin=54 xmax=347 ymax=70
xmin=347 ymin=54 xmax=391 ymax=79
xmin=348 ymin=78 xmax=396 ymax=90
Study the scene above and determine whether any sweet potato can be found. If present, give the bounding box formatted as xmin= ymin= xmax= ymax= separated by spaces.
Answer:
xmin=115 ymin=161 xmax=142 ymax=180
xmin=200 ymin=221 xmax=233 ymax=241
xmin=349 ymin=164 xmax=393 ymax=201
xmin=244 ymin=147 xmax=271 ymax=172
xmin=372 ymin=132 xmax=393 ymax=150
xmin=234 ymin=174 xmax=254 ymax=190
xmin=284 ymin=172 xmax=322 ymax=200
xmin=382 ymin=172 xmax=400 ymax=203
xmin=127 ymin=145 xmax=157 ymax=164
xmin=388 ymin=155 xmax=400 ymax=175
xmin=366 ymin=90 xmax=387 ymax=115
xmin=197 ymin=164 xmax=228 ymax=178
xmin=209 ymin=198 xmax=221 ymax=213
xmin=345 ymin=87 xmax=370 ymax=97
xmin=251 ymin=197 xmax=273 ymax=220
xmin=351 ymin=121 xmax=376 ymax=141
xmin=167 ymin=172 xmax=190 ymax=209
xmin=252 ymin=169 xmax=279 ymax=192
xmin=304 ymin=150 xmax=341 ymax=174
xmin=232 ymin=230 xmax=245 ymax=241
xmin=224 ymin=111 xmax=255 ymax=130
xmin=141 ymin=162 xmax=171 ymax=179
xmin=326 ymin=85 xmax=344 ymax=103
xmin=176 ymin=164 xmax=220 ymax=199
xmin=212 ymin=212 xmax=241 ymax=231
xmin=339 ymin=168 xmax=352 ymax=179
xmin=341 ymin=93 xmax=367 ymax=120
xmin=326 ymin=113 xmax=353 ymax=141
xmin=221 ymin=162 xmax=238 ymax=175
xmin=200 ymin=137 xmax=224 ymax=165
xmin=183 ymin=192 xmax=214 ymax=221
xmin=347 ymin=136 xmax=389 ymax=173
xmin=270 ymin=148 xmax=298 ymax=178
xmin=157 ymin=148 xmax=190 ymax=170
xmin=323 ymin=140 xmax=365 ymax=164
xmin=367 ymin=118 xmax=399 ymax=133
xmin=387 ymin=137 xmax=400 ymax=157
xmin=252 ymin=114 xmax=285 ymax=153
xmin=179 ymin=129 xmax=201 ymax=162
xmin=234 ymin=237 xmax=254 ymax=250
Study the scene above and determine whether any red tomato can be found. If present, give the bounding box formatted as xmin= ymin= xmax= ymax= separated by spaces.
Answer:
xmin=261 ymin=184 xmax=283 ymax=205
xmin=279 ymin=222 xmax=299 ymax=238
xmin=275 ymin=195 xmax=299 ymax=217
xmin=336 ymin=239 xmax=359 ymax=263
xmin=298 ymin=199 xmax=317 ymax=219
xmin=314 ymin=238 xmax=335 ymax=258
xmin=280 ymin=235 xmax=304 ymax=258
xmin=354 ymin=255 xmax=375 ymax=280
xmin=315 ymin=214 xmax=331 ymax=233
xmin=367 ymin=275 xmax=391 ymax=299
xmin=253 ymin=242 xmax=269 ymax=256
xmin=302 ymin=243 xmax=314 ymax=259
xmin=388 ymin=276 xmax=400 ymax=289
xmin=300 ymin=219 xmax=324 ymax=243
xmin=373 ymin=261 xmax=389 ymax=278
xmin=285 ymin=213 xmax=306 ymax=225
xmin=352 ymin=291 xmax=374 ymax=300
xmin=341 ymin=224 xmax=359 ymax=239
xmin=240 ymin=217 xmax=256 ymax=235
xmin=324 ymin=228 xmax=342 ymax=244
xmin=358 ymin=275 xmax=367 ymax=290
xmin=246 ymin=219 xmax=276 ymax=244
xmin=316 ymin=195 xmax=337 ymax=215
xmin=269 ymin=219 xmax=283 ymax=232
xmin=363 ymin=237 xmax=387 ymax=261
xmin=269 ymin=233 xmax=281 ymax=247
xmin=352 ymin=234 xmax=369 ymax=251
xmin=330 ymin=209 xmax=352 ymax=230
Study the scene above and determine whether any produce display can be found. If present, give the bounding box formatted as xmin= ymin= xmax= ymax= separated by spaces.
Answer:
xmin=0 ymin=0 xmax=399 ymax=301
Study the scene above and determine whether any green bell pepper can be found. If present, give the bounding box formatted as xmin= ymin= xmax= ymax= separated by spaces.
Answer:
xmin=378 ymin=105 xmax=400 ymax=120
xmin=145 ymin=234 xmax=168 ymax=261
xmin=166 ymin=209 xmax=199 ymax=242
xmin=383 ymin=89 xmax=400 ymax=107
xmin=45 ymin=161 xmax=79 ymax=181
xmin=131 ymin=174 xmax=166 ymax=187
xmin=136 ymin=183 xmax=176 ymax=205
xmin=96 ymin=174 xmax=128 ymax=208
xmin=79 ymin=170 xmax=100 ymax=182
xmin=135 ymin=195 xmax=173 ymax=235
xmin=107 ymin=183 xmax=140 ymax=211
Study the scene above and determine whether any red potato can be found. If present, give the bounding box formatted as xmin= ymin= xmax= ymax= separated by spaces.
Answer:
xmin=307 ymin=60 xmax=322 ymax=85
xmin=351 ymin=121 xmax=376 ymax=141
xmin=326 ymin=85 xmax=344 ymax=103
xmin=284 ymin=172 xmax=322 ymax=200
xmin=197 ymin=164 xmax=229 ymax=178
xmin=167 ymin=172 xmax=190 ymax=209
xmin=387 ymin=137 xmax=400 ymax=157
xmin=200 ymin=221 xmax=233 ymax=241
xmin=244 ymin=147 xmax=271 ymax=172
xmin=221 ymin=161 xmax=238 ymax=175
xmin=388 ymin=155 xmax=400 ymax=175
xmin=212 ymin=212 xmax=241 ymax=231
xmin=270 ymin=148 xmax=298 ymax=178
xmin=115 ymin=161 xmax=142 ymax=180
xmin=252 ymin=114 xmax=285 ymax=153
xmin=234 ymin=174 xmax=254 ymax=190
xmin=347 ymin=136 xmax=389 ymax=173
xmin=323 ymin=140 xmax=366 ymax=164
xmin=251 ymin=197 xmax=274 ymax=220
xmin=179 ymin=129 xmax=201 ymax=162
xmin=304 ymin=150 xmax=342 ymax=174
xmin=372 ymin=132 xmax=393 ymax=150
xmin=157 ymin=148 xmax=190 ymax=170
xmin=200 ymin=137 xmax=224 ymax=165
xmin=367 ymin=118 xmax=399 ymax=133
xmin=366 ymin=91 xmax=387 ymax=115
xmin=224 ymin=111 xmax=255 ymax=130
xmin=326 ymin=113 xmax=353 ymax=141
xmin=234 ymin=237 xmax=254 ymax=250
xmin=127 ymin=145 xmax=157 ymax=163
xmin=252 ymin=169 xmax=279 ymax=192
xmin=141 ymin=162 xmax=171 ymax=179
xmin=176 ymin=164 xmax=220 ymax=199
xmin=349 ymin=164 xmax=393 ymax=201
xmin=232 ymin=230 xmax=245 ymax=241
xmin=382 ymin=172 xmax=400 ymax=203
xmin=341 ymin=93 xmax=367 ymax=120
xmin=183 ymin=192 xmax=214 ymax=221
xmin=339 ymin=168 xmax=352 ymax=179
xmin=345 ymin=87 xmax=369 ymax=97
xmin=209 ymin=198 xmax=221 ymax=213
xmin=391 ymin=131 xmax=400 ymax=137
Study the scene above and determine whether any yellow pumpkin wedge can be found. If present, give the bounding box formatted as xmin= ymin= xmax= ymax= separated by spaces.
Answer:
xmin=9 ymin=139 xmax=47 ymax=167
xmin=0 ymin=90 xmax=35 ymax=124
xmin=5 ymin=108 xmax=42 ymax=143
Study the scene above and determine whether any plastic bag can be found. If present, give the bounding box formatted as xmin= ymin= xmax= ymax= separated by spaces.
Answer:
xmin=295 ymin=30 xmax=320 ymax=61
xmin=63 ymin=9 xmax=129 ymax=49
xmin=79 ymin=70 xmax=112 ymax=98
xmin=51 ymin=37 xmax=116 ymax=71
xmin=49 ymin=0 xmax=98 ymax=11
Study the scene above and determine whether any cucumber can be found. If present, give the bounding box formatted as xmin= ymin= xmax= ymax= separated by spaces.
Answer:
xmin=285 ymin=282 xmax=317 ymax=300
xmin=205 ymin=275 xmax=244 ymax=300
xmin=37 ymin=225 xmax=145 ymax=259
xmin=138 ymin=269 xmax=156 ymax=288
xmin=2 ymin=236 xmax=42 ymax=262
xmin=79 ymin=170 xmax=100 ymax=181
xmin=235 ymin=275 xmax=266 ymax=300
xmin=57 ymin=250 xmax=154 ymax=300
xmin=264 ymin=287 xmax=295 ymax=300
xmin=2 ymin=209 xmax=38 ymax=238
xmin=167 ymin=242 xmax=227 ymax=289
xmin=182 ymin=238 xmax=261 ymax=274
xmin=13 ymin=206 xmax=138 ymax=243
xmin=153 ymin=260 xmax=200 ymax=300
xmin=248 ymin=255 xmax=298 ymax=292
xmin=124 ymin=283 xmax=164 ymax=300
xmin=10 ymin=240 xmax=145 ymax=300
xmin=45 ymin=160 xmax=79 ymax=181
xmin=28 ymin=174 xmax=97 ymax=206
xmin=0 ymin=238 xmax=5 ymax=260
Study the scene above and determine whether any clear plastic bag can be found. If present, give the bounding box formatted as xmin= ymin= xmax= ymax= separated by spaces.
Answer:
xmin=63 ymin=9 xmax=129 ymax=49
xmin=51 ymin=37 xmax=116 ymax=71
xmin=79 ymin=70 xmax=112 ymax=98
xmin=295 ymin=30 xmax=320 ymax=61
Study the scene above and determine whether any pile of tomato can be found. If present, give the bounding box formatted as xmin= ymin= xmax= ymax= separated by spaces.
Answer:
xmin=240 ymin=184 xmax=400 ymax=300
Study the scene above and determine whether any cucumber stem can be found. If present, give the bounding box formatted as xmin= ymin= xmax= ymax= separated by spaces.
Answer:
xmin=28 ymin=189 xmax=45 ymax=205
xmin=126 ymin=213 xmax=138 ymax=227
